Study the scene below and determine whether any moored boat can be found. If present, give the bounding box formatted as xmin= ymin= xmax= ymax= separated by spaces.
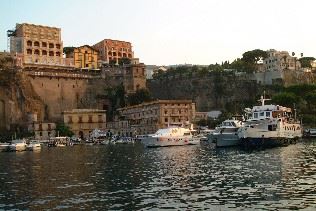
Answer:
xmin=208 ymin=117 xmax=243 ymax=147
xmin=26 ymin=140 xmax=42 ymax=151
xmin=238 ymin=95 xmax=302 ymax=148
xmin=9 ymin=139 xmax=27 ymax=151
xmin=0 ymin=143 xmax=10 ymax=152
xmin=141 ymin=125 xmax=199 ymax=148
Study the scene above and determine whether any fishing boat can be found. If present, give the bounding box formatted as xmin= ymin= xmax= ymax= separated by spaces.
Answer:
xmin=238 ymin=95 xmax=302 ymax=148
xmin=141 ymin=125 xmax=199 ymax=148
xmin=208 ymin=117 xmax=243 ymax=147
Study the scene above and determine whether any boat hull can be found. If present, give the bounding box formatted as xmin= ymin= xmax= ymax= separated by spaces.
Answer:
xmin=142 ymin=137 xmax=199 ymax=148
xmin=208 ymin=133 xmax=240 ymax=147
xmin=241 ymin=137 xmax=298 ymax=148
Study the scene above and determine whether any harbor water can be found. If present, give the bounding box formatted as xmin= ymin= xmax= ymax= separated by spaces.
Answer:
xmin=0 ymin=140 xmax=316 ymax=210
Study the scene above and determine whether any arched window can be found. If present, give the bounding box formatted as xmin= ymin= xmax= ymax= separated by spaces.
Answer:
xmin=56 ymin=52 xmax=61 ymax=57
xmin=56 ymin=44 xmax=60 ymax=49
xmin=49 ymin=51 xmax=54 ymax=56
xmin=42 ymin=42 xmax=47 ymax=47
xmin=42 ymin=50 xmax=47 ymax=55
xmin=34 ymin=41 xmax=40 ymax=47
xmin=27 ymin=40 xmax=32 ymax=47
xmin=128 ymin=53 xmax=132 ymax=58
xmin=49 ymin=43 xmax=54 ymax=48
xmin=34 ymin=49 xmax=40 ymax=55
xmin=27 ymin=49 xmax=32 ymax=55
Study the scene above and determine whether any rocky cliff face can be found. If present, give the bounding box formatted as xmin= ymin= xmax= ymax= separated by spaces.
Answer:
xmin=0 ymin=69 xmax=45 ymax=131
xmin=148 ymin=71 xmax=259 ymax=112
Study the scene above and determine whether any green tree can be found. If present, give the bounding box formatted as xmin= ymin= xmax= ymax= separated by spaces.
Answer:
xmin=56 ymin=123 xmax=74 ymax=137
xmin=271 ymin=92 xmax=298 ymax=108
xmin=63 ymin=46 xmax=75 ymax=55
xmin=299 ymin=57 xmax=315 ymax=68
xmin=127 ymin=88 xmax=153 ymax=106
xmin=242 ymin=49 xmax=268 ymax=64
xmin=118 ymin=57 xmax=131 ymax=66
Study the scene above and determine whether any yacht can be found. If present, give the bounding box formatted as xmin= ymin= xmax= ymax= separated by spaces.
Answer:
xmin=26 ymin=140 xmax=42 ymax=151
xmin=238 ymin=95 xmax=302 ymax=148
xmin=208 ymin=117 xmax=243 ymax=147
xmin=9 ymin=139 xmax=27 ymax=151
xmin=141 ymin=125 xmax=199 ymax=148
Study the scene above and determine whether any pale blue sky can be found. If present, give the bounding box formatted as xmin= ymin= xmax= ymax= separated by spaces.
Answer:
xmin=1 ymin=0 xmax=315 ymax=65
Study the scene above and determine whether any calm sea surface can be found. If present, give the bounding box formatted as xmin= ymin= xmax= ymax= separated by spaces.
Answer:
xmin=0 ymin=140 xmax=316 ymax=210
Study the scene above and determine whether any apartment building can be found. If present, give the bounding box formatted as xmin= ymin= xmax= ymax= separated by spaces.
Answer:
xmin=63 ymin=109 xmax=106 ymax=139
xmin=9 ymin=23 xmax=65 ymax=67
xmin=93 ymin=39 xmax=133 ymax=64
xmin=117 ymin=100 xmax=196 ymax=135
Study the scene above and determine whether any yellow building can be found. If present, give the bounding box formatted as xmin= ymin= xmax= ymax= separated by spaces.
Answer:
xmin=66 ymin=45 xmax=98 ymax=69
xmin=63 ymin=109 xmax=106 ymax=139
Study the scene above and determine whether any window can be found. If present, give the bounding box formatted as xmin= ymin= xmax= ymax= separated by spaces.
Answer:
xmin=254 ymin=113 xmax=258 ymax=118
xmin=78 ymin=116 xmax=82 ymax=123
xmin=49 ymin=51 xmax=54 ymax=56
xmin=266 ymin=112 xmax=271 ymax=117
xmin=34 ymin=41 xmax=39 ymax=47
xmin=27 ymin=40 xmax=32 ymax=47
xmin=49 ymin=43 xmax=54 ymax=48
xmin=42 ymin=50 xmax=47 ymax=55
xmin=34 ymin=49 xmax=40 ymax=55
xmin=98 ymin=115 xmax=103 ymax=123
xmin=27 ymin=49 xmax=32 ymax=55
xmin=260 ymin=112 xmax=264 ymax=117
xmin=56 ymin=44 xmax=60 ymax=49
xmin=42 ymin=42 xmax=47 ymax=47
xmin=56 ymin=52 xmax=61 ymax=57
xmin=165 ymin=118 xmax=168 ymax=122
xmin=88 ymin=115 xmax=93 ymax=123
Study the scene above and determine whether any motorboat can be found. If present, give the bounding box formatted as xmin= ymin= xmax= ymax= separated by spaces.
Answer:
xmin=0 ymin=143 xmax=10 ymax=152
xmin=9 ymin=139 xmax=27 ymax=151
xmin=26 ymin=140 xmax=42 ymax=151
xmin=208 ymin=117 xmax=243 ymax=147
xmin=141 ymin=125 xmax=199 ymax=147
xmin=238 ymin=95 xmax=302 ymax=148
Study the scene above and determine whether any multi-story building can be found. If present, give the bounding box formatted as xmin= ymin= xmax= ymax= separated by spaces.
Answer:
xmin=65 ymin=45 xmax=98 ymax=69
xmin=124 ymin=62 xmax=146 ymax=94
xmin=116 ymin=100 xmax=196 ymax=135
xmin=9 ymin=23 xmax=66 ymax=67
xmin=63 ymin=109 xmax=106 ymax=139
xmin=263 ymin=49 xmax=301 ymax=72
xmin=93 ymin=39 xmax=133 ymax=64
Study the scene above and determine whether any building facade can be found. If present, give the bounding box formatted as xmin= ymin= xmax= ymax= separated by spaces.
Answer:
xmin=9 ymin=23 xmax=65 ymax=67
xmin=93 ymin=39 xmax=133 ymax=64
xmin=263 ymin=49 xmax=301 ymax=72
xmin=66 ymin=45 xmax=98 ymax=69
xmin=63 ymin=109 xmax=106 ymax=139
xmin=116 ymin=100 xmax=196 ymax=135
xmin=124 ymin=63 xmax=147 ymax=94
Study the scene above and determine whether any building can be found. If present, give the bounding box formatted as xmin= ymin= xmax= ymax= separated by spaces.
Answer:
xmin=33 ymin=122 xmax=56 ymax=140
xmin=263 ymin=49 xmax=301 ymax=72
xmin=116 ymin=100 xmax=196 ymax=135
xmin=65 ymin=45 xmax=98 ymax=69
xmin=124 ymin=62 xmax=146 ymax=94
xmin=9 ymin=23 xmax=66 ymax=67
xmin=93 ymin=39 xmax=133 ymax=64
xmin=63 ymin=109 xmax=106 ymax=139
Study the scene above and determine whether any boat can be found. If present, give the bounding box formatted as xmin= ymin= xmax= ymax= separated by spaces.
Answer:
xmin=0 ymin=143 xmax=10 ymax=152
xmin=141 ymin=125 xmax=199 ymax=148
xmin=208 ymin=117 xmax=244 ymax=147
xmin=237 ymin=95 xmax=302 ymax=148
xmin=48 ymin=137 xmax=71 ymax=147
xmin=26 ymin=140 xmax=42 ymax=151
xmin=303 ymin=128 xmax=316 ymax=138
xmin=9 ymin=139 xmax=27 ymax=151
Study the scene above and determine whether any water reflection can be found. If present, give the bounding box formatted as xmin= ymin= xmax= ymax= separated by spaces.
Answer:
xmin=0 ymin=140 xmax=315 ymax=210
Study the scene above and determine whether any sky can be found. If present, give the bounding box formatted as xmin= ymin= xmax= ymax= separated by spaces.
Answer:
xmin=1 ymin=0 xmax=315 ymax=65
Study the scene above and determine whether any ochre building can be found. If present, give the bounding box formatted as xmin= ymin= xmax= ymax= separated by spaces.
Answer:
xmin=63 ymin=109 xmax=106 ymax=139
xmin=93 ymin=39 xmax=133 ymax=64
xmin=9 ymin=23 xmax=65 ymax=67
xmin=116 ymin=100 xmax=196 ymax=135
xmin=65 ymin=45 xmax=98 ymax=69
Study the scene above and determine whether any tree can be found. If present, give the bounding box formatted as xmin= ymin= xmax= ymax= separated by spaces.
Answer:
xmin=118 ymin=57 xmax=131 ymax=66
xmin=242 ymin=49 xmax=268 ymax=64
xmin=127 ymin=88 xmax=153 ymax=106
xmin=299 ymin=57 xmax=315 ymax=68
xmin=63 ymin=46 xmax=75 ymax=55
xmin=56 ymin=123 xmax=74 ymax=137
xmin=271 ymin=92 xmax=298 ymax=108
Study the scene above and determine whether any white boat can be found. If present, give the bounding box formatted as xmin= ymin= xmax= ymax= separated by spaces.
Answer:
xmin=0 ymin=143 xmax=10 ymax=152
xmin=237 ymin=95 xmax=302 ymax=148
xmin=141 ymin=126 xmax=199 ymax=148
xmin=208 ymin=118 xmax=243 ymax=147
xmin=9 ymin=139 xmax=27 ymax=151
xmin=26 ymin=140 xmax=42 ymax=151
